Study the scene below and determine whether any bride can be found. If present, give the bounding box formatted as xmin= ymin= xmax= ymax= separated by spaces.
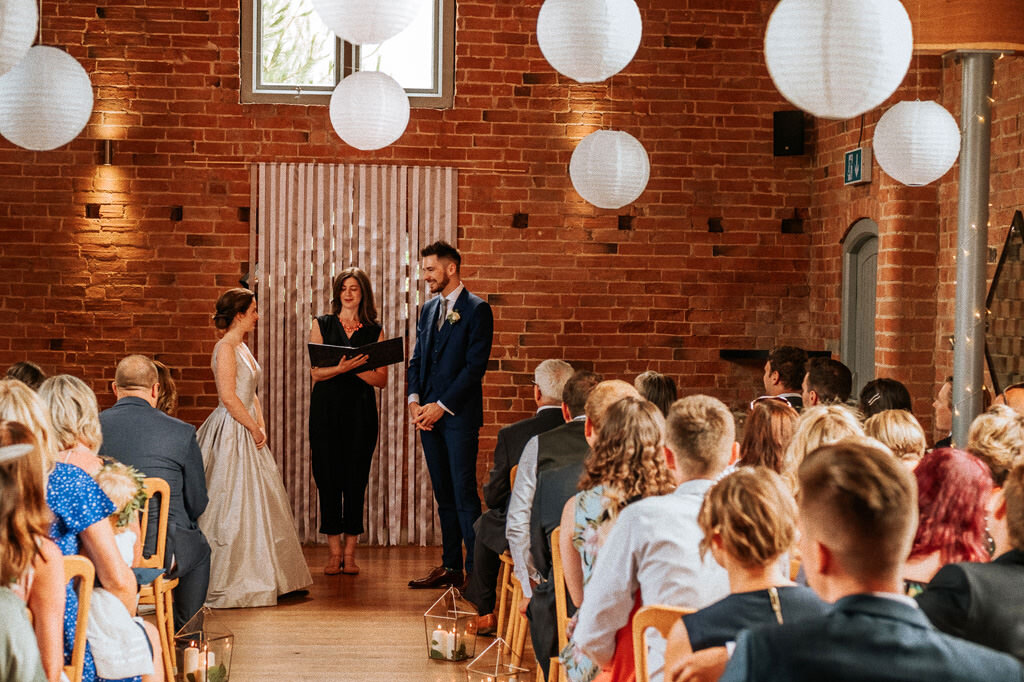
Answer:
xmin=197 ymin=288 xmax=312 ymax=608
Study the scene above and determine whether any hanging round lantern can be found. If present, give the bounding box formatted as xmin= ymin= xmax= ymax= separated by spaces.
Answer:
xmin=764 ymin=0 xmax=913 ymax=120
xmin=0 ymin=0 xmax=37 ymax=77
xmin=0 ymin=46 xmax=94 ymax=151
xmin=569 ymin=130 xmax=650 ymax=209
xmin=329 ymin=71 xmax=410 ymax=150
xmin=310 ymin=0 xmax=420 ymax=45
xmin=872 ymin=100 xmax=961 ymax=186
xmin=536 ymin=0 xmax=642 ymax=83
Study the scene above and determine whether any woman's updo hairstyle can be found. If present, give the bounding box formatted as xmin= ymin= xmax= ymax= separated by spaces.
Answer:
xmin=213 ymin=288 xmax=255 ymax=330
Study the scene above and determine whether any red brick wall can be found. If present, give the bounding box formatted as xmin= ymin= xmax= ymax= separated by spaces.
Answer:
xmin=3 ymin=0 xmax=1023 ymax=461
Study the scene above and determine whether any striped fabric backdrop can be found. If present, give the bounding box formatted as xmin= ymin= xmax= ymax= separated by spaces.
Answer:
xmin=252 ymin=162 xmax=457 ymax=545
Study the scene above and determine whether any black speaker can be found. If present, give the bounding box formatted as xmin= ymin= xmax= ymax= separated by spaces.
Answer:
xmin=773 ymin=110 xmax=805 ymax=156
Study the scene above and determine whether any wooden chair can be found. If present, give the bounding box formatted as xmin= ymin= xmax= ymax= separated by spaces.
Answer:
xmin=547 ymin=526 xmax=569 ymax=682
xmin=137 ymin=477 xmax=178 ymax=682
xmin=496 ymin=464 xmax=521 ymax=638
xmin=502 ymin=572 xmax=530 ymax=667
xmin=63 ymin=555 xmax=95 ymax=682
xmin=632 ymin=604 xmax=695 ymax=682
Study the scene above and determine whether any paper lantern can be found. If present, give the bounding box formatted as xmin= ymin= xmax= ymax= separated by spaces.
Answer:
xmin=536 ymin=0 xmax=642 ymax=83
xmin=329 ymin=71 xmax=410 ymax=150
xmin=764 ymin=0 xmax=913 ymax=120
xmin=569 ymin=130 xmax=650 ymax=210
xmin=872 ymin=100 xmax=961 ymax=186
xmin=0 ymin=0 xmax=37 ymax=77
xmin=310 ymin=0 xmax=420 ymax=45
xmin=0 ymin=46 xmax=94 ymax=151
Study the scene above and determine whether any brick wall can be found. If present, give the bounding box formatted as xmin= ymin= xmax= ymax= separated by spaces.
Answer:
xmin=2 ymin=0 xmax=1023 ymax=463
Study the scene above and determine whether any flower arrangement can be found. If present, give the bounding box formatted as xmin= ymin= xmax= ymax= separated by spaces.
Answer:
xmin=446 ymin=309 xmax=461 ymax=325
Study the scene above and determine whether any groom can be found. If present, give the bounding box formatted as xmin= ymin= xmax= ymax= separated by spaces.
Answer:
xmin=407 ymin=241 xmax=494 ymax=589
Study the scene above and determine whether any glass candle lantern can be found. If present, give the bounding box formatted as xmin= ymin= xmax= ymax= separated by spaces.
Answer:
xmin=174 ymin=607 xmax=234 ymax=682
xmin=423 ymin=586 xmax=478 ymax=661
xmin=465 ymin=638 xmax=529 ymax=682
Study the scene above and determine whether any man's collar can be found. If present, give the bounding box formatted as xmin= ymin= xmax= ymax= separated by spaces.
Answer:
xmin=442 ymin=282 xmax=465 ymax=303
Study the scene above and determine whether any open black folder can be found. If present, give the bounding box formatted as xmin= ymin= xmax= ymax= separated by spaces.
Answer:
xmin=307 ymin=337 xmax=405 ymax=373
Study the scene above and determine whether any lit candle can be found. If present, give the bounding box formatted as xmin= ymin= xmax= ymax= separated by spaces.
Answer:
xmin=183 ymin=643 xmax=200 ymax=679
xmin=430 ymin=626 xmax=446 ymax=659
xmin=207 ymin=650 xmax=217 ymax=670
xmin=445 ymin=629 xmax=456 ymax=659
xmin=198 ymin=644 xmax=209 ymax=682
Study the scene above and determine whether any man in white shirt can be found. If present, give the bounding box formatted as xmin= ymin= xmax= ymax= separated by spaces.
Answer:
xmin=574 ymin=394 xmax=735 ymax=682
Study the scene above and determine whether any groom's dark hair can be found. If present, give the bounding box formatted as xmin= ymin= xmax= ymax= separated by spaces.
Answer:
xmin=421 ymin=241 xmax=461 ymax=271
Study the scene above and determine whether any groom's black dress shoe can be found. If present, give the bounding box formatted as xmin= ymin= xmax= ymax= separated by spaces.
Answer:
xmin=409 ymin=566 xmax=464 ymax=589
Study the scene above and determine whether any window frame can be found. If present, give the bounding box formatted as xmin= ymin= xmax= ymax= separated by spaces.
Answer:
xmin=239 ymin=0 xmax=455 ymax=109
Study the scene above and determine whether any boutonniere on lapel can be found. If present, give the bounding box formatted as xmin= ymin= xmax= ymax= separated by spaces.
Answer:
xmin=446 ymin=310 xmax=461 ymax=325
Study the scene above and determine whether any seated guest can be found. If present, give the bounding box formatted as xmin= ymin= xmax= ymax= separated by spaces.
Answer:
xmin=528 ymin=379 xmax=639 ymax=680
xmin=0 ymin=379 xmax=137 ymax=682
xmin=903 ymin=448 xmax=993 ymax=595
xmin=634 ymin=371 xmax=678 ymax=416
xmin=968 ymin=405 xmax=1024 ymax=557
xmin=38 ymin=375 xmax=105 ymax=474
xmin=1 ymin=420 xmax=65 ymax=682
xmin=574 ymin=395 xmax=734 ymax=682
xmin=558 ymin=396 xmax=676 ymax=682
xmin=99 ymin=355 xmax=210 ymax=630
xmin=664 ymin=468 xmax=827 ymax=680
xmin=464 ymin=359 xmax=572 ymax=632
xmin=993 ymin=382 xmax=1024 ymax=417
xmin=505 ymin=370 xmax=601 ymax=603
xmin=718 ymin=440 xmax=1023 ymax=682
xmin=917 ymin=462 xmax=1024 ymax=661
xmin=800 ymin=357 xmax=852 ymax=408
xmin=781 ymin=404 xmax=863 ymax=486
xmin=152 ymin=360 xmax=178 ymax=416
xmin=935 ymin=377 xmax=995 ymax=448
xmin=858 ymin=377 xmax=912 ymax=418
xmin=758 ymin=346 xmax=807 ymax=411
xmin=5 ymin=361 xmax=46 ymax=391
xmin=863 ymin=409 xmax=927 ymax=469
xmin=737 ymin=399 xmax=798 ymax=474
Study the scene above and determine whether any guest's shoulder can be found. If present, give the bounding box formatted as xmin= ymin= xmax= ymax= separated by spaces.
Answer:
xmin=48 ymin=460 xmax=91 ymax=485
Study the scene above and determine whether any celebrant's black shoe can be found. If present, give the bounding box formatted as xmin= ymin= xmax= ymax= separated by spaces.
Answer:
xmin=408 ymin=566 xmax=463 ymax=589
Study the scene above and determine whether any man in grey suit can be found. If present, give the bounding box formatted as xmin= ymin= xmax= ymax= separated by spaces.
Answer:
xmin=716 ymin=441 xmax=1023 ymax=682
xmin=99 ymin=355 xmax=211 ymax=629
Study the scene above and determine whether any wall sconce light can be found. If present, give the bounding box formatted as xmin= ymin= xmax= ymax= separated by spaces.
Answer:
xmin=101 ymin=139 xmax=114 ymax=165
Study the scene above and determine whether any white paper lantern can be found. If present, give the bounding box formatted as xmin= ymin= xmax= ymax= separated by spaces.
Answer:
xmin=569 ymin=130 xmax=650 ymax=209
xmin=0 ymin=0 xmax=37 ymax=77
xmin=329 ymin=71 xmax=410 ymax=150
xmin=310 ymin=0 xmax=420 ymax=45
xmin=764 ymin=0 xmax=913 ymax=120
xmin=872 ymin=100 xmax=961 ymax=186
xmin=536 ymin=0 xmax=642 ymax=83
xmin=0 ymin=46 xmax=94 ymax=151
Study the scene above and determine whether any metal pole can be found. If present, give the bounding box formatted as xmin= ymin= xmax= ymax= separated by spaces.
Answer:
xmin=951 ymin=52 xmax=995 ymax=446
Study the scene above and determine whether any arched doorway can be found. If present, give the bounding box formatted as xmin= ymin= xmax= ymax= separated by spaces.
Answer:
xmin=841 ymin=218 xmax=879 ymax=397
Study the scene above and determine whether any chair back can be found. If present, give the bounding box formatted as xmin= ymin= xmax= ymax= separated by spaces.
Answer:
xmin=63 ymin=555 xmax=95 ymax=682
xmin=632 ymin=604 xmax=694 ymax=682
xmin=139 ymin=477 xmax=171 ymax=569
xmin=548 ymin=526 xmax=569 ymax=682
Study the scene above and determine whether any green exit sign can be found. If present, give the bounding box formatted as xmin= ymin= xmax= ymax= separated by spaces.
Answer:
xmin=844 ymin=147 xmax=872 ymax=185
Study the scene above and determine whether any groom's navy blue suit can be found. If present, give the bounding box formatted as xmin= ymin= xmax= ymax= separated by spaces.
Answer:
xmin=408 ymin=286 xmax=493 ymax=572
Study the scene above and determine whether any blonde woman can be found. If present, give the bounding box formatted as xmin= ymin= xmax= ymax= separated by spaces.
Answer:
xmin=558 ymin=395 xmax=676 ymax=682
xmin=38 ymin=375 xmax=104 ymax=474
xmin=0 ymin=379 xmax=135 ymax=682
xmin=781 ymin=404 xmax=864 ymax=484
xmin=864 ymin=410 xmax=927 ymax=469
xmin=664 ymin=468 xmax=827 ymax=682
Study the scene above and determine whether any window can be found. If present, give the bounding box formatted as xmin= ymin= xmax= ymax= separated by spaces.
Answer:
xmin=240 ymin=0 xmax=455 ymax=108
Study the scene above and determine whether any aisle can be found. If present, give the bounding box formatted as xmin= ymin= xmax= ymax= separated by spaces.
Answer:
xmin=210 ymin=544 xmax=517 ymax=681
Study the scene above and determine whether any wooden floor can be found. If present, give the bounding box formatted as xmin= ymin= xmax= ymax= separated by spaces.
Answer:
xmin=204 ymin=544 xmax=523 ymax=681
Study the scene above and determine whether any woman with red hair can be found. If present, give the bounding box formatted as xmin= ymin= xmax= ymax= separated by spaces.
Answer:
xmin=903 ymin=448 xmax=993 ymax=595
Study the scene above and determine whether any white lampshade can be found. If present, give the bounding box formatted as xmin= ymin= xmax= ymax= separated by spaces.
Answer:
xmin=310 ymin=0 xmax=420 ymax=45
xmin=0 ymin=46 xmax=94 ymax=151
xmin=569 ymin=130 xmax=650 ymax=209
xmin=329 ymin=71 xmax=410 ymax=150
xmin=764 ymin=0 xmax=913 ymax=120
xmin=0 ymin=0 xmax=37 ymax=77
xmin=872 ymin=100 xmax=961 ymax=187
xmin=536 ymin=0 xmax=642 ymax=83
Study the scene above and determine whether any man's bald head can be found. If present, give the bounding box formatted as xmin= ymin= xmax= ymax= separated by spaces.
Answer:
xmin=115 ymin=355 xmax=158 ymax=392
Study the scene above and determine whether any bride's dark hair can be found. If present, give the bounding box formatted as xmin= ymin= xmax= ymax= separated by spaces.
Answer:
xmin=213 ymin=288 xmax=255 ymax=330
